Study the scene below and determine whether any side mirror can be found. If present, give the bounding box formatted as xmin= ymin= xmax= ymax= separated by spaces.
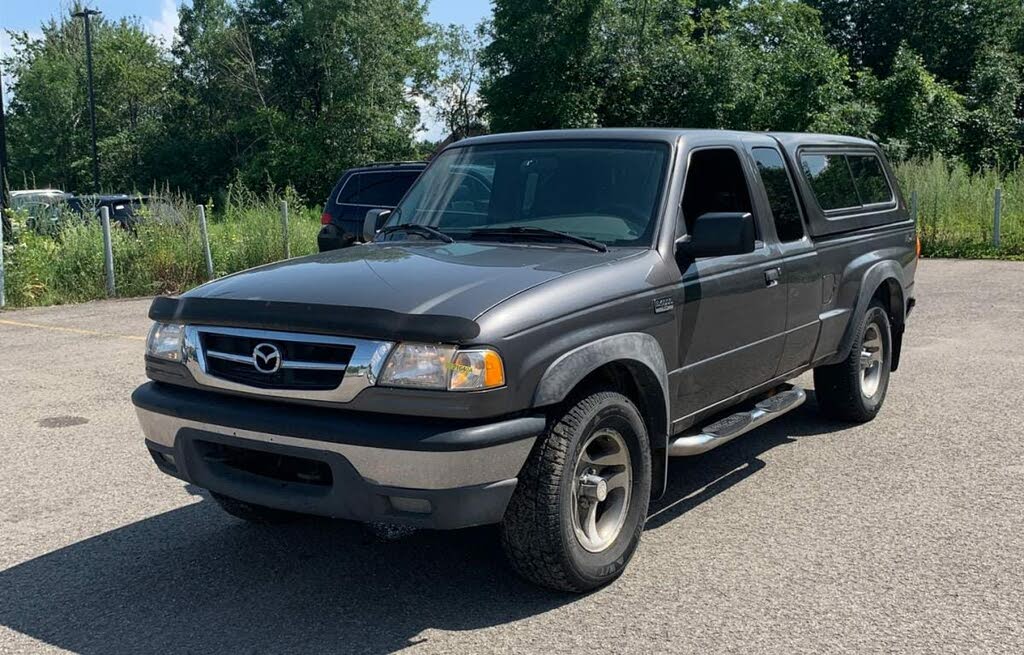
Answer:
xmin=362 ymin=209 xmax=392 ymax=242
xmin=676 ymin=212 xmax=756 ymax=259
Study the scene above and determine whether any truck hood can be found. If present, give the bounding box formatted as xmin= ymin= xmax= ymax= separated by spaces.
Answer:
xmin=183 ymin=241 xmax=643 ymax=321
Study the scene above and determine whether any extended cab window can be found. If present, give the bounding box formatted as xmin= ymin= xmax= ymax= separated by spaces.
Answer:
xmin=800 ymin=152 xmax=894 ymax=212
xmin=336 ymin=172 xmax=420 ymax=207
xmin=753 ymin=147 xmax=805 ymax=242
xmin=681 ymin=148 xmax=754 ymax=236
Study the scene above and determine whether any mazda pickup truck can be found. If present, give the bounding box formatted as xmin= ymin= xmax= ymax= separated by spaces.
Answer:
xmin=133 ymin=129 xmax=917 ymax=592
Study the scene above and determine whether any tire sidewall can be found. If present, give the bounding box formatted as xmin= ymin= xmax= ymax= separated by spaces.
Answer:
xmin=859 ymin=304 xmax=892 ymax=413
xmin=558 ymin=397 xmax=651 ymax=587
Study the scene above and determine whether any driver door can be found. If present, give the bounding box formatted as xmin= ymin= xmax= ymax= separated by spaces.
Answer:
xmin=670 ymin=146 xmax=788 ymax=424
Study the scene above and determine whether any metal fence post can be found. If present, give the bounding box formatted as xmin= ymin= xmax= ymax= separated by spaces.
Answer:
xmin=0 ymin=214 xmax=6 ymax=309
xmin=280 ymin=200 xmax=290 ymax=259
xmin=197 ymin=205 xmax=214 ymax=280
xmin=910 ymin=190 xmax=919 ymax=224
xmin=994 ymin=187 xmax=1003 ymax=249
xmin=100 ymin=206 xmax=115 ymax=297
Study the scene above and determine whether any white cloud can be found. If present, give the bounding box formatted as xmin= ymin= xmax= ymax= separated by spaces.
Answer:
xmin=146 ymin=0 xmax=180 ymax=47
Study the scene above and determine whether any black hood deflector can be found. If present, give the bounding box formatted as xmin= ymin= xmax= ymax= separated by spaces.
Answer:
xmin=149 ymin=296 xmax=481 ymax=343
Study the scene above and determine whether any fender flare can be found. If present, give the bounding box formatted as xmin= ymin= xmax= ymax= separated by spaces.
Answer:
xmin=835 ymin=260 xmax=906 ymax=364
xmin=532 ymin=332 xmax=672 ymax=497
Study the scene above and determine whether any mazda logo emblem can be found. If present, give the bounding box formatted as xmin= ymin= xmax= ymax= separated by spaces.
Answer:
xmin=252 ymin=342 xmax=282 ymax=374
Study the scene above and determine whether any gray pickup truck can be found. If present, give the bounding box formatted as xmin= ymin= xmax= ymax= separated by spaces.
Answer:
xmin=134 ymin=129 xmax=917 ymax=592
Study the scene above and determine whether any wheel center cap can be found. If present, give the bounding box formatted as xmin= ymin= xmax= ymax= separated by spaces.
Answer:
xmin=579 ymin=474 xmax=608 ymax=502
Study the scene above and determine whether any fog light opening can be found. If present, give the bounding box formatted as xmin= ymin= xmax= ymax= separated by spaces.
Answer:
xmin=389 ymin=496 xmax=432 ymax=514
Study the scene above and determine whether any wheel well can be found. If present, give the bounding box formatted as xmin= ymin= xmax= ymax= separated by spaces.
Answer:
xmin=567 ymin=360 xmax=669 ymax=497
xmin=872 ymin=278 xmax=905 ymax=371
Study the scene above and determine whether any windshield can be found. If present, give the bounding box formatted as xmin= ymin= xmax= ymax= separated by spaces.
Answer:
xmin=389 ymin=140 xmax=670 ymax=247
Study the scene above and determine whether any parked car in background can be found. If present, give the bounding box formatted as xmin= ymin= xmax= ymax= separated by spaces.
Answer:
xmin=68 ymin=194 xmax=151 ymax=229
xmin=318 ymin=162 xmax=426 ymax=251
xmin=9 ymin=189 xmax=72 ymax=233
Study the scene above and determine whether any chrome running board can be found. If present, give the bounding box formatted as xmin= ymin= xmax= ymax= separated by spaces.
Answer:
xmin=668 ymin=385 xmax=806 ymax=457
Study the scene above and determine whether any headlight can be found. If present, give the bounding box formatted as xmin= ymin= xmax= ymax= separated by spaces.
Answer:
xmin=146 ymin=322 xmax=184 ymax=361
xmin=379 ymin=343 xmax=505 ymax=391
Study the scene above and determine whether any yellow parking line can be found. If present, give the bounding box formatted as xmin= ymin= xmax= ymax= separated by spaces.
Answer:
xmin=0 ymin=318 xmax=146 ymax=341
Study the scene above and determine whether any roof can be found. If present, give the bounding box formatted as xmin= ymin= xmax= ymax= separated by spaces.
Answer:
xmin=451 ymin=128 xmax=878 ymax=149
xmin=11 ymin=189 xmax=66 ymax=197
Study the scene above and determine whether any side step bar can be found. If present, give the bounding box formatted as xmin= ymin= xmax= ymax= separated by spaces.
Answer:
xmin=668 ymin=385 xmax=807 ymax=457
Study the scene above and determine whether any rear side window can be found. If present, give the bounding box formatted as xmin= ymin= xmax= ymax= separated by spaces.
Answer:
xmin=336 ymin=171 xmax=420 ymax=207
xmin=847 ymin=155 xmax=893 ymax=205
xmin=752 ymin=147 xmax=804 ymax=242
xmin=800 ymin=152 xmax=894 ymax=212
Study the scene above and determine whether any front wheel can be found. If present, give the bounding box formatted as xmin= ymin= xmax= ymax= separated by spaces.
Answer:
xmin=500 ymin=391 xmax=651 ymax=592
xmin=814 ymin=299 xmax=893 ymax=422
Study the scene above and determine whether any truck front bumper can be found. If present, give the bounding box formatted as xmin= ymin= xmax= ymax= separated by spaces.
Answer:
xmin=132 ymin=382 xmax=543 ymax=529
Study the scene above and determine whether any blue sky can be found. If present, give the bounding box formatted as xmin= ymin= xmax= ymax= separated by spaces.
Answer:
xmin=1 ymin=0 xmax=492 ymax=136
xmin=1 ymin=0 xmax=492 ymax=35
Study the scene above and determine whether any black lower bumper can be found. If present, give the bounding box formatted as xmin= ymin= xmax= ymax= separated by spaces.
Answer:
xmin=134 ymin=382 xmax=543 ymax=529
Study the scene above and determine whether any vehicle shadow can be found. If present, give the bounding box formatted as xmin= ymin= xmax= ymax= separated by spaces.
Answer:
xmin=647 ymin=391 xmax=855 ymax=529
xmin=0 ymin=394 xmax=852 ymax=654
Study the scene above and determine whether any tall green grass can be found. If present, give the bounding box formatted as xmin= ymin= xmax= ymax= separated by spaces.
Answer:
xmin=895 ymin=157 xmax=1024 ymax=260
xmin=2 ymin=187 xmax=320 ymax=308
xmin=1 ymin=156 xmax=1021 ymax=309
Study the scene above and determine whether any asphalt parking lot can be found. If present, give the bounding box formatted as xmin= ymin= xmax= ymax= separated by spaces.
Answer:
xmin=1 ymin=258 xmax=1023 ymax=654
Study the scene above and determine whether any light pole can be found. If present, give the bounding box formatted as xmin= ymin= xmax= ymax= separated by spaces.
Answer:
xmin=1 ymin=61 xmax=9 ymax=207
xmin=73 ymin=7 xmax=102 ymax=194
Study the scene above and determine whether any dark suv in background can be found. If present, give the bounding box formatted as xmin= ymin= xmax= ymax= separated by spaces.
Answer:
xmin=317 ymin=162 xmax=426 ymax=251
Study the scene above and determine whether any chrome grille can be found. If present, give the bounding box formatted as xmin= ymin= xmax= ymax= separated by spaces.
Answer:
xmin=183 ymin=326 xmax=394 ymax=403
xmin=201 ymin=331 xmax=353 ymax=390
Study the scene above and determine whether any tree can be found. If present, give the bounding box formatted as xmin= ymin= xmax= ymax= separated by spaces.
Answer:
xmin=483 ymin=0 xmax=856 ymax=135
xmin=1 ymin=5 xmax=173 ymax=192
xmin=482 ymin=0 xmax=608 ymax=131
xmin=166 ymin=0 xmax=436 ymax=199
xmin=863 ymin=46 xmax=966 ymax=160
xmin=426 ymin=23 xmax=488 ymax=139
xmin=961 ymin=47 xmax=1023 ymax=169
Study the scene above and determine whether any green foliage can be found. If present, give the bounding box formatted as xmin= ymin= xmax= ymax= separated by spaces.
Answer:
xmin=2 ymin=3 xmax=174 ymax=192
xmin=1 ymin=187 xmax=320 ymax=308
xmin=895 ymin=156 xmax=1024 ymax=260
xmin=427 ymin=23 xmax=488 ymax=138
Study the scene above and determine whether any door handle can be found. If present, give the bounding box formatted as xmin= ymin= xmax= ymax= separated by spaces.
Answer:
xmin=764 ymin=267 xmax=781 ymax=288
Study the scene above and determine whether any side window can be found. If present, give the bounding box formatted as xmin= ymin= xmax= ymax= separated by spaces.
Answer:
xmin=800 ymin=154 xmax=860 ymax=211
xmin=681 ymin=148 xmax=754 ymax=235
xmin=847 ymin=155 xmax=893 ymax=205
xmin=336 ymin=172 xmax=420 ymax=207
xmin=800 ymin=151 xmax=895 ymax=212
xmin=752 ymin=147 xmax=805 ymax=242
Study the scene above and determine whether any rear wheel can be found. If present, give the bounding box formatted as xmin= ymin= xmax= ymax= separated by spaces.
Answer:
xmin=814 ymin=299 xmax=893 ymax=422
xmin=211 ymin=492 xmax=300 ymax=524
xmin=500 ymin=390 xmax=651 ymax=592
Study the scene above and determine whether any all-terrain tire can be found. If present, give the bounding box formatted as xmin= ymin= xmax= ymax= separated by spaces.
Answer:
xmin=211 ymin=491 xmax=301 ymax=524
xmin=500 ymin=390 xmax=651 ymax=593
xmin=814 ymin=299 xmax=893 ymax=422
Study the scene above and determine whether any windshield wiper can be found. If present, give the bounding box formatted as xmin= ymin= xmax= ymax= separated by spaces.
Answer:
xmin=463 ymin=226 xmax=608 ymax=252
xmin=376 ymin=223 xmax=455 ymax=244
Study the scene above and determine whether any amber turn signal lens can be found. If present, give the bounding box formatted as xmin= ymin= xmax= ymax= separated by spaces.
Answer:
xmin=448 ymin=349 xmax=505 ymax=391
xmin=916 ymin=234 xmax=921 ymax=259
